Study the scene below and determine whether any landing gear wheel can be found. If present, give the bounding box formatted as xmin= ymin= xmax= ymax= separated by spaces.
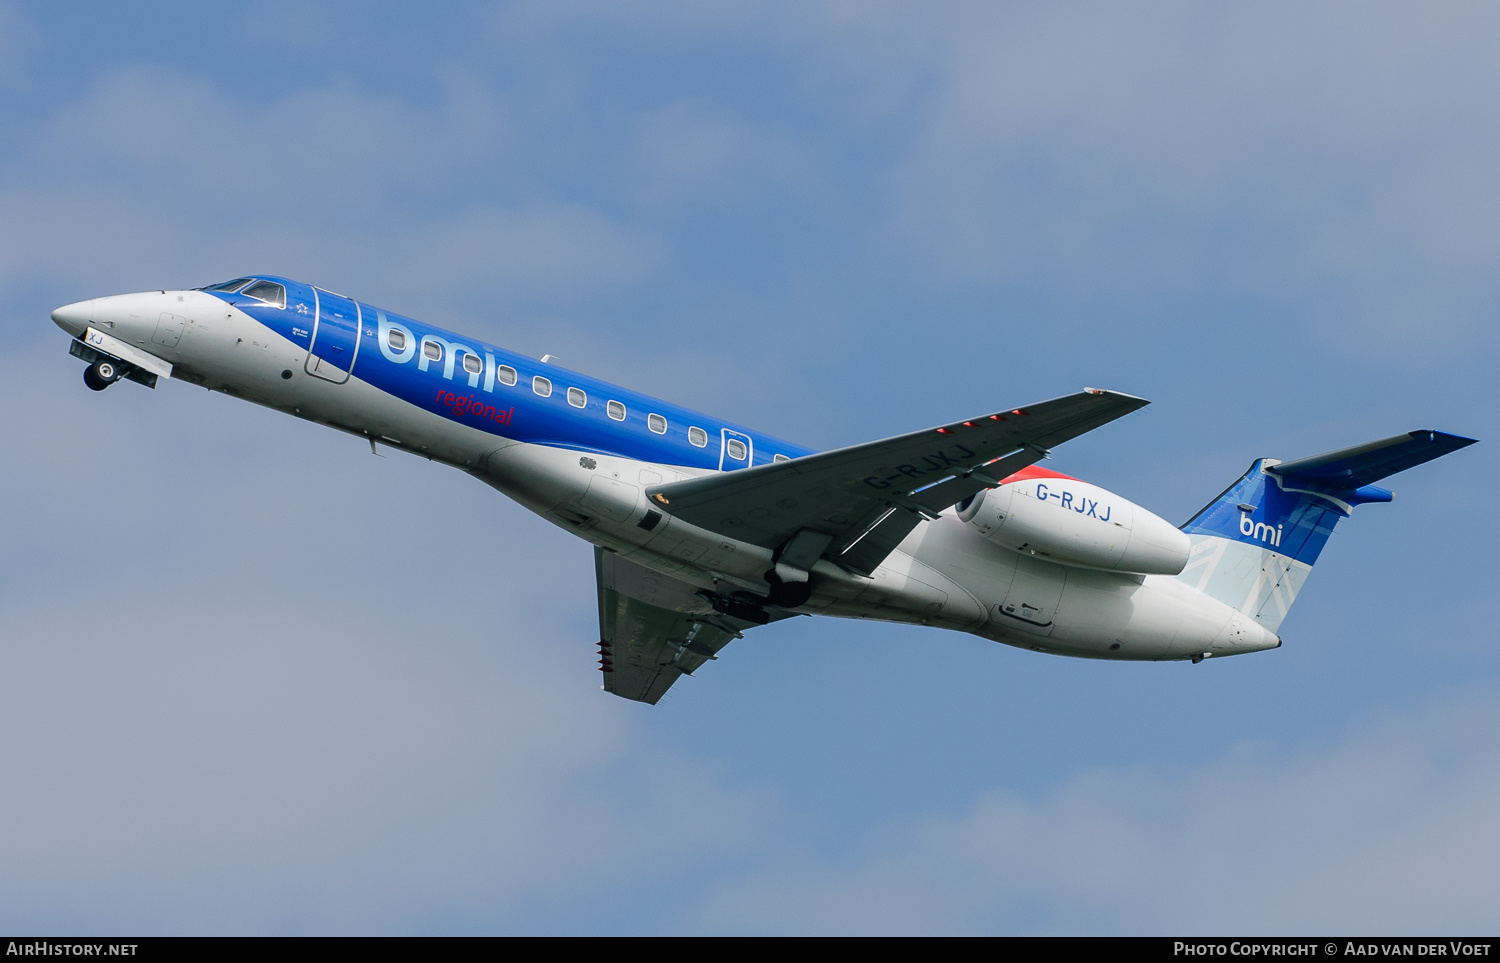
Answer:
xmin=768 ymin=580 xmax=812 ymax=608
xmin=764 ymin=570 xmax=813 ymax=608
xmin=84 ymin=359 xmax=120 ymax=391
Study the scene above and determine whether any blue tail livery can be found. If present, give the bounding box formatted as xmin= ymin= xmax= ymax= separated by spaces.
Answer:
xmin=1178 ymin=431 xmax=1476 ymax=633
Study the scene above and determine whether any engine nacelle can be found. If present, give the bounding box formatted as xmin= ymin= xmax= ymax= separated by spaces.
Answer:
xmin=958 ymin=475 xmax=1190 ymax=576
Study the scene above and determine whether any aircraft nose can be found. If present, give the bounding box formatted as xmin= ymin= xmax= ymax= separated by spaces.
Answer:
xmin=51 ymin=299 xmax=95 ymax=338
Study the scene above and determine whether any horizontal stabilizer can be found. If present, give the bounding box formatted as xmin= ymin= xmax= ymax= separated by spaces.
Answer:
xmin=1270 ymin=430 xmax=1476 ymax=491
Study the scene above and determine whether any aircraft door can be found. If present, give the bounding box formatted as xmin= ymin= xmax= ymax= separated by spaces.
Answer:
xmin=996 ymin=556 xmax=1066 ymax=636
xmin=304 ymin=288 xmax=362 ymax=383
xmin=720 ymin=429 xmax=753 ymax=471
xmin=151 ymin=313 xmax=187 ymax=348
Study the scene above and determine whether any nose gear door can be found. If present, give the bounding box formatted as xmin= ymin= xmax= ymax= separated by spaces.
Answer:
xmin=304 ymin=288 xmax=362 ymax=383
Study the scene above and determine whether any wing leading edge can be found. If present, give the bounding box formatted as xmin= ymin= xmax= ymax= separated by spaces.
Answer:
xmin=645 ymin=388 xmax=1148 ymax=577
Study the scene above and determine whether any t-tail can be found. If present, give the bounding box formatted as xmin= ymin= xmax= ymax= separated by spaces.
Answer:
xmin=1177 ymin=430 xmax=1476 ymax=633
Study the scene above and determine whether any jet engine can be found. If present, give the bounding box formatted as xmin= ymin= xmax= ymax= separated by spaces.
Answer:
xmin=957 ymin=474 xmax=1190 ymax=576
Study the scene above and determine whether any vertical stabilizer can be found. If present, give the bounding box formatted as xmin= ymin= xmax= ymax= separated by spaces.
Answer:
xmin=1176 ymin=430 xmax=1475 ymax=632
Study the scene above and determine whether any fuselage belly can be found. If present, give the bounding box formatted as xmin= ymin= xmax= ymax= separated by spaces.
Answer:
xmin=52 ymin=283 xmax=1273 ymax=666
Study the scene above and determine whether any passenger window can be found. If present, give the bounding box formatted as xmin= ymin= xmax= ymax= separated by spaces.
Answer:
xmin=607 ymin=400 xmax=626 ymax=421
xmin=423 ymin=340 xmax=442 ymax=362
xmin=497 ymin=365 xmax=517 ymax=386
xmin=533 ymin=376 xmax=552 ymax=397
xmin=463 ymin=353 xmax=482 ymax=375
xmin=567 ymin=387 xmax=586 ymax=408
xmin=648 ymin=414 xmax=667 ymax=434
xmin=239 ymin=280 xmax=286 ymax=307
xmin=773 ymin=454 xmax=790 ymax=464
xmin=688 ymin=426 xmax=707 ymax=448
xmin=726 ymin=439 xmax=747 ymax=461
xmin=387 ymin=329 xmax=407 ymax=352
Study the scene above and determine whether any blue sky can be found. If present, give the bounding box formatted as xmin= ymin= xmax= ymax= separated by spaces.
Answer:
xmin=1 ymin=1 xmax=1496 ymax=934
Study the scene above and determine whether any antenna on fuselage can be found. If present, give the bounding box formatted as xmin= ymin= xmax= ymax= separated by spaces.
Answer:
xmin=540 ymin=354 xmax=558 ymax=364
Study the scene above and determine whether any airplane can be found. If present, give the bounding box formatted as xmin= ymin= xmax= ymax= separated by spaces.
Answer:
xmin=50 ymin=277 xmax=1477 ymax=704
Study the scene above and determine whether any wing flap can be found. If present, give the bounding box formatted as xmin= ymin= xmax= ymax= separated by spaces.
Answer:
xmin=836 ymin=506 xmax=925 ymax=576
xmin=905 ymin=445 xmax=1052 ymax=514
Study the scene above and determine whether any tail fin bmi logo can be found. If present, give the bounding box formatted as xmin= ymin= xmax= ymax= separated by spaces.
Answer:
xmin=1239 ymin=512 xmax=1283 ymax=548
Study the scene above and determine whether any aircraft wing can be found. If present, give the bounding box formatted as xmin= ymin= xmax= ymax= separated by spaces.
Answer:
xmin=645 ymin=388 xmax=1148 ymax=576
xmin=596 ymin=548 xmax=792 ymax=704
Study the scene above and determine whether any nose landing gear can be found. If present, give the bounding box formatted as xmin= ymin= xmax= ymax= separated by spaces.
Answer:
xmin=83 ymin=358 xmax=121 ymax=391
xmin=68 ymin=336 xmax=162 ymax=390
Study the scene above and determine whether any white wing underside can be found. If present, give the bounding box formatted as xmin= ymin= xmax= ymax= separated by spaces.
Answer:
xmin=595 ymin=549 xmax=795 ymax=704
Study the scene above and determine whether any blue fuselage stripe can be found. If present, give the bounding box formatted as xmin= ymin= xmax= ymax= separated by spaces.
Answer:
xmin=215 ymin=278 xmax=813 ymax=469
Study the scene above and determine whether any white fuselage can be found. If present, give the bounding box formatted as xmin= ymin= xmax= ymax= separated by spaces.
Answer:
xmin=54 ymin=289 xmax=1280 ymax=664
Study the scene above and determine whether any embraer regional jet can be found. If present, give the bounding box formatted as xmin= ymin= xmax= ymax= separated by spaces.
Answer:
xmin=52 ymin=278 xmax=1476 ymax=704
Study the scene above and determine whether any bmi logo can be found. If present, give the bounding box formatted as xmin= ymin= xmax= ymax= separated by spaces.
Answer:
xmin=1239 ymin=512 xmax=1283 ymax=547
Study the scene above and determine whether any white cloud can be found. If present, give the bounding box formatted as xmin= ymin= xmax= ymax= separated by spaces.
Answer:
xmin=477 ymin=1 xmax=1500 ymax=352
xmin=393 ymin=205 xmax=660 ymax=294
xmin=630 ymin=101 xmax=809 ymax=209
xmin=0 ymin=67 xmax=656 ymax=304
xmin=821 ymin=3 xmax=1500 ymax=351
xmin=700 ymin=689 xmax=1500 ymax=934
xmin=0 ymin=347 xmax=764 ymax=933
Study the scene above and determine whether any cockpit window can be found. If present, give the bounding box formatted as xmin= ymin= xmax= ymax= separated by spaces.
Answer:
xmin=239 ymin=280 xmax=286 ymax=308
xmin=201 ymin=278 xmax=253 ymax=292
